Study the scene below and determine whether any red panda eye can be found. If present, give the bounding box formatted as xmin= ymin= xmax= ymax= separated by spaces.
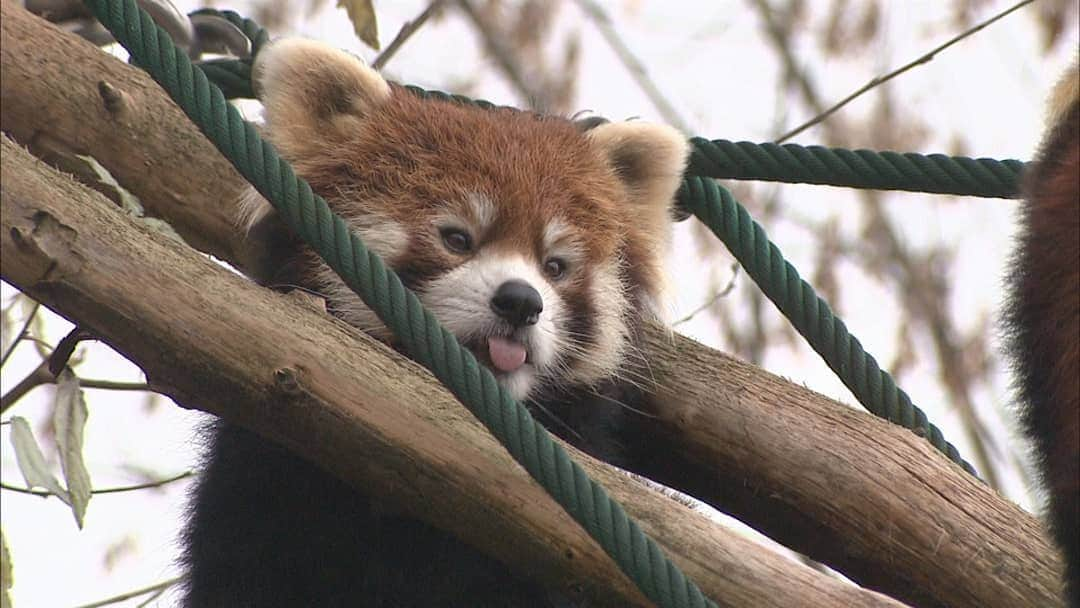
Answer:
xmin=440 ymin=227 xmax=472 ymax=254
xmin=544 ymin=258 xmax=567 ymax=280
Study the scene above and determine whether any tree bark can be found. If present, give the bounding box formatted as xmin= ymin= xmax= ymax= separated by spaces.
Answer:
xmin=0 ymin=3 xmax=1066 ymax=607
xmin=1 ymin=135 xmax=907 ymax=608
xmin=0 ymin=0 xmax=246 ymax=269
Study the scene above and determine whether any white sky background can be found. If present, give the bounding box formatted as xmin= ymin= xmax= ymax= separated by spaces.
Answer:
xmin=1 ymin=0 xmax=1077 ymax=605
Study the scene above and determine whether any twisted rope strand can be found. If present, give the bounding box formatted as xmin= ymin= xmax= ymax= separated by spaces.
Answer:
xmin=688 ymin=138 xmax=1025 ymax=199
xmin=678 ymin=176 xmax=978 ymax=476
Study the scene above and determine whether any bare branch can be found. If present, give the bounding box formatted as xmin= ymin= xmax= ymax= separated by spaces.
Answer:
xmin=372 ymin=1 xmax=444 ymax=70
xmin=572 ymin=0 xmax=693 ymax=133
xmin=0 ymin=300 xmax=40 ymax=368
xmin=70 ymin=576 xmax=183 ymax=608
xmin=454 ymin=0 xmax=559 ymax=111
xmin=776 ymin=0 xmax=1038 ymax=143
xmin=0 ymin=360 xmax=50 ymax=414
xmin=0 ymin=471 xmax=192 ymax=497
xmin=750 ymin=0 xmax=1008 ymax=492
xmin=672 ymin=263 xmax=740 ymax=326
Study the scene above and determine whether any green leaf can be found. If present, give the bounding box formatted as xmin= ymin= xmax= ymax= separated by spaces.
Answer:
xmin=53 ymin=369 xmax=92 ymax=529
xmin=1 ymin=528 xmax=12 ymax=608
xmin=9 ymin=417 xmax=70 ymax=506
xmin=338 ymin=0 xmax=380 ymax=50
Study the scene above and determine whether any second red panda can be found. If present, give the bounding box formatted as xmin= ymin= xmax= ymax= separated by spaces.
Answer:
xmin=1005 ymin=62 xmax=1079 ymax=608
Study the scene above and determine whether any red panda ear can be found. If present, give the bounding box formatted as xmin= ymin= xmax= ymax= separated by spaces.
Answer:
xmin=1044 ymin=59 xmax=1079 ymax=129
xmin=253 ymin=39 xmax=391 ymax=143
xmin=586 ymin=122 xmax=690 ymax=234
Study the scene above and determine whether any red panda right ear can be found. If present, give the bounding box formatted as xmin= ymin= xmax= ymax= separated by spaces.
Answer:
xmin=253 ymin=39 xmax=391 ymax=145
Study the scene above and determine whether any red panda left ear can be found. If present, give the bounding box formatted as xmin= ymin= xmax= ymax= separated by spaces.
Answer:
xmin=586 ymin=122 xmax=690 ymax=234
xmin=253 ymin=39 xmax=391 ymax=151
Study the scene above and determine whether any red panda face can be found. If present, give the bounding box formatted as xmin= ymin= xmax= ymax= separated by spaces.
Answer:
xmin=243 ymin=39 xmax=689 ymax=400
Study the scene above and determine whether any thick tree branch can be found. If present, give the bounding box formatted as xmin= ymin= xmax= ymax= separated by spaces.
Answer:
xmin=0 ymin=0 xmax=247 ymax=270
xmin=0 ymin=4 xmax=1065 ymax=607
xmin=0 ymin=136 xmax=902 ymax=608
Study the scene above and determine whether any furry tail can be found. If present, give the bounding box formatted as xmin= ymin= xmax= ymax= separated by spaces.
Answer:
xmin=1006 ymin=62 xmax=1079 ymax=607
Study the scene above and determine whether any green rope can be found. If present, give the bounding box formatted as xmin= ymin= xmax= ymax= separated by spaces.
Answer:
xmin=678 ymin=176 xmax=978 ymax=476
xmin=83 ymin=0 xmax=717 ymax=606
xmin=200 ymin=59 xmax=1026 ymax=201
xmin=189 ymin=9 xmax=263 ymax=99
xmin=177 ymin=9 xmax=982 ymax=477
xmin=192 ymin=31 xmax=1025 ymax=204
xmin=688 ymin=137 xmax=1025 ymax=199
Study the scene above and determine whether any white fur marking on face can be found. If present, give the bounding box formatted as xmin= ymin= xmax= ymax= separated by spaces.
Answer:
xmin=542 ymin=218 xmax=586 ymax=267
xmin=432 ymin=193 xmax=497 ymax=245
xmin=339 ymin=211 xmax=408 ymax=261
xmin=423 ymin=253 xmax=564 ymax=400
xmin=238 ymin=186 xmax=408 ymax=263
xmin=467 ymin=192 xmax=497 ymax=235
xmin=577 ymin=259 xmax=630 ymax=384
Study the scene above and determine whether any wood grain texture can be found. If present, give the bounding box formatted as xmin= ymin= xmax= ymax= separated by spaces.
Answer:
xmin=1 ymin=0 xmax=247 ymax=268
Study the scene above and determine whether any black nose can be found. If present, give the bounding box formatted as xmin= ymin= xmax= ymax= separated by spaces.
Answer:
xmin=490 ymin=280 xmax=543 ymax=327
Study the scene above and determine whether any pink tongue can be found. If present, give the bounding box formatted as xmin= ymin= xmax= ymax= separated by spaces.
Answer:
xmin=487 ymin=336 xmax=527 ymax=372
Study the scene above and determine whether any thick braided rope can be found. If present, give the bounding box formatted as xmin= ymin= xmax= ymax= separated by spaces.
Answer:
xmin=679 ymin=176 xmax=978 ymax=476
xmin=82 ymin=0 xmax=716 ymax=605
xmin=689 ymin=138 xmax=1026 ymax=199
xmin=195 ymin=41 xmax=1027 ymax=203
xmin=178 ymin=9 xmax=979 ymax=477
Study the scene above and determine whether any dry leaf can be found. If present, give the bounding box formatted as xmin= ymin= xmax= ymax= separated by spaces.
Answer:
xmin=338 ymin=0 xmax=380 ymax=50
xmin=53 ymin=369 xmax=92 ymax=529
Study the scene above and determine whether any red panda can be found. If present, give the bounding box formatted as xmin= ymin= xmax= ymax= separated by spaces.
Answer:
xmin=181 ymin=39 xmax=689 ymax=607
xmin=1006 ymin=62 xmax=1079 ymax=607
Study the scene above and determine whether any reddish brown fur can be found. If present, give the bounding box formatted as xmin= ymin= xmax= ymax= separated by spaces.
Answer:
xmin=269 ymin=85 xmax=661 ymax=299
xmin=186 ymin=39 xmax=690 ymax=608
xmin=1007 ymin=79 xmax=1079 ymax=606
xmin=261 ymin=83 xmax=678 ymax=372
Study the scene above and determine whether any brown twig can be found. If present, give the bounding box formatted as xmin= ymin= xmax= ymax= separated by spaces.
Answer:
xmin=48 ymin=325 xmax=92 ymax=375
xmin=372 ymin=1 xmax=444 ymax=70
xmin=571 ymin=0 xmax=693 ymax=133
xmin=0 ymin=360 xmax=153 ymax=413
xmin=0 ymin=360 xmax=50 ymax=414
xmin=0 ymin=300 xmax=40 ymax=368
xmin=70 ymin=576 xmax=184 ymax=608
xmin=0 ymin=470 xmax=193 ymax=497
xmin=454 ymin=0 xmax=556 ymax=111
xmin=80 ymin=378 xmax=151 ymax=391
xmin=776 ymin=0 xmax=1038 ymax=143
xmin=672 ymin=263 xmax=740 ymax=326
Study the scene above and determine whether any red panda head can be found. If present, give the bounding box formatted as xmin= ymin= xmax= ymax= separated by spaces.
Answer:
xmin=242 ymin=39 xmax=689 ymax=400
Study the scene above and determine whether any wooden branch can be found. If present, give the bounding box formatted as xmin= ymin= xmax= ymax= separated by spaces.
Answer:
xmin=0 ymin=135 xmax=904 ymax=608
xmin=0 ymin=4 xmax=1065 ymax=607
xmin=637 ymin=331 xmax=1063 ymax=608
xmin=0 ymin=0 xmax=247 ymax=270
